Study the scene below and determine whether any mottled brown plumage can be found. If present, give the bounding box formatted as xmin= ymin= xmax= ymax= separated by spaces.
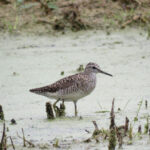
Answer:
xmin=30 ymin=62 xmax=112 ymax=116
xmin=30 ymin=74 xmax=82 ymax=94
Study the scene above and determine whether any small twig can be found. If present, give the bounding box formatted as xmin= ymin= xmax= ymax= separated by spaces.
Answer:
xmin=0 ymin=105 xmax=4 ymax=120
xmin=92 ymin=121 xmax=101 ymax=143
xmin=123 ymin=99 xmax=131 ymax=111
xmin=138 ymin=125 xmax=142 ymax=134
xmin=97 ymin=101 xmax=103 ymax=110
xmin=134 ymin=100 xmax=143 ymax=124
xmin=83 ymin=138 xmax=91 ymax=143
xmin=85 ymin=129 xmax=90 ymax=134
xmin=92 ymin=121 xmax=99 ymax=130
xmin=22 ymin=128 xmax=26 ymax=147
xmin=108 ymin=98 xmax=116 ymax=150
xmin=0 ymin=122 xmax=6 ymax=148
xmin=4 ymin=133 xmax=7 ymax=150
xmin=116 ymin=129 xmax=123 ymax=149
xmin=129 ymin=124 xmax=133 ymax=140
xmin=124 ymin=117 xmax=129 ymax=136
xmin=17 ymin=132 xmax=35 ymax=147
xmin=145 ymin=100 xmax=148 ymax=109
xmin=110 ymin=98 xmax=115 ymax=129
xmin=0 ymin=122 xmax=7 ymax=150
xmin=9 ymin=136 xmax=15 ymax=150
xmin=144 ymin=117 xmax=149 ymax=134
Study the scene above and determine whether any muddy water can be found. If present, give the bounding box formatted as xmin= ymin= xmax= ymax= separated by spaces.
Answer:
xmin=0 ymin=29 xmax=150 ymax=149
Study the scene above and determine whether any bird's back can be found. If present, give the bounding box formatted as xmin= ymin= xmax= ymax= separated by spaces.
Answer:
xmin=30 ymin=72 xmax=96 ymax=101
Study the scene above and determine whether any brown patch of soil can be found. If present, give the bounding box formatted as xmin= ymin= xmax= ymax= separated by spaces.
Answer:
xmin=0 ymin=0 xmax=150 ymax=34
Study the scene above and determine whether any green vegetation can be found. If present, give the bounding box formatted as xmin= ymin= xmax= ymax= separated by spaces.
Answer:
xmin=0 ymin=105 xmax=4 ymax=121
xmin=0 ymin=0 xmax=150 ymax=34
xmin=144 ymin=117 xmax=149 ymax=134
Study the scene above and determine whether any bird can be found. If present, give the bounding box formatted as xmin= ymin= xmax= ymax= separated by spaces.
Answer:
xmin=29 ymin=62 xmax=112 ymax=116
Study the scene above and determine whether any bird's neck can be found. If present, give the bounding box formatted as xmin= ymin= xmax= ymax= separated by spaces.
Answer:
xmin=84 ymin=71 xmax=97 ymax=79
xmin=84 ymin=72 xmax=97 ymax=91
xmin=90 ymin=72 xmax=97 ymax=80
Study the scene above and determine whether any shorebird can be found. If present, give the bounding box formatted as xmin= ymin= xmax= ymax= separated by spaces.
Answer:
xmin=30 ymin=62 xmax=112 ymax=116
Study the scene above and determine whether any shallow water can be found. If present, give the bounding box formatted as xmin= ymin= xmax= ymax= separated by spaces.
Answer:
xmin=0 ymin=29 xmax=150 ymax=149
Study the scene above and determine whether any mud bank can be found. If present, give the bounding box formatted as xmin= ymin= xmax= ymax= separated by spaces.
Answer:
xmin=0 ymin=29 xmax=150 ymax=149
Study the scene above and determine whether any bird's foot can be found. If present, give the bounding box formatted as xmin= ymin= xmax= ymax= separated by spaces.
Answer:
xmin=53 ymin=100 xmax=66 ymax=118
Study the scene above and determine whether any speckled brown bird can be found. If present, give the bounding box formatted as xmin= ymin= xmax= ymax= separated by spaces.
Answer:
xmin=30 ymin=62 xmax=112 ymax=116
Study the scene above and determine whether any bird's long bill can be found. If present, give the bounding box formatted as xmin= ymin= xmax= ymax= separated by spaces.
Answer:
xmin=99 ymin=69 xmax=113 ymax=77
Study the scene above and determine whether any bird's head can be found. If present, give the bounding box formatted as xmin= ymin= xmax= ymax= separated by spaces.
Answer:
xmin=85 ymin=62 xmax=113 ymax=77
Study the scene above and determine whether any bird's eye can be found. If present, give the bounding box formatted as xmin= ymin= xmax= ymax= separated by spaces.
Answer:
xmin=92 ymin=66 xmax=96 ymax=69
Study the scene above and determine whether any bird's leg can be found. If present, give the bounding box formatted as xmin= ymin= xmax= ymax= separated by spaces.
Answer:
xmin=53 ymin=99 xmax=60 ymax=117
xmin=62 ymin=100 xmax=64 ymax=105
xmin=60 ymin=100 xmax=65 ymax=109
xmin=53 ymin=99 xmax=60 ymax=107
xmin=60 ymin=99 xmax=66 ymax=117
xmin=73 ymin=101 xmax=78 ymax=117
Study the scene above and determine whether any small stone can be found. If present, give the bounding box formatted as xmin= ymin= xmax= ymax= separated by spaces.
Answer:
xmin=11 ymin=118 xmax=17 ymax=125
xmin=118 ymin=108 xmax=121 ymax=111
xmin=84 ymin=138 xmax=91 ymax=143
xmin=13 ymin=72 xmax=17 ymax=76
xmin=13 ymin=72 xmax=19 ymax=76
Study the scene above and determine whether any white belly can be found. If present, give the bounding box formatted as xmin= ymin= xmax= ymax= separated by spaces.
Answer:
xmin=60 ymin=90 xmax=89 ymax=101
xmin=45 ymin=86 xmax=95 ymax=102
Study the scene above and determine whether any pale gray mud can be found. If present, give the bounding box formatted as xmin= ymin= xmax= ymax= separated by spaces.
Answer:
xmin=0 ymin=29 xmax=150 ymax=149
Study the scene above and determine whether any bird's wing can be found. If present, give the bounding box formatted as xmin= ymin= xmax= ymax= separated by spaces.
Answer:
xmin=30 ymin=73 xmax=87 ymax=94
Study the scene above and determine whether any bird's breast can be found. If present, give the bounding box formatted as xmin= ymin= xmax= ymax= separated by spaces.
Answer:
xmin=82 ymin=77 xmax=96 ymax=95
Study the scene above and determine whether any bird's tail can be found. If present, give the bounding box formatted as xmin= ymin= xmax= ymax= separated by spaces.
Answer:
xmin=29 ymin=88 xmax=41 ymax=94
